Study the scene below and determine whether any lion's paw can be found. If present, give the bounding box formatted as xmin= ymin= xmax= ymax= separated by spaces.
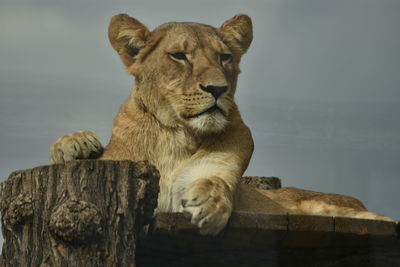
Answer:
xmin=180 ymin=177 xmax=232 ymax=236
xmin=50 ymin=130 xmax=104 ymax=164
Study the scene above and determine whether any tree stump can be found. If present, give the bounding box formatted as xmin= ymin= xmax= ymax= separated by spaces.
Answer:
xmin=241 ymin=176 xmax=281 ymax=190
xmin=0 ymin=160 xmax=160 ymax=266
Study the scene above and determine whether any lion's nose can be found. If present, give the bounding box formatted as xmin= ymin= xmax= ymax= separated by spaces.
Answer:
xmin=199 ymin=84 xmax=228 ymax=99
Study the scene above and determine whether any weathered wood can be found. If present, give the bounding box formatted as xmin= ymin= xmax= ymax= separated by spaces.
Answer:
xmin=137 ymin=212 xmax=400 ymax=267
xmin=2 ymin=162 xmax=399 ymax=266
xmin=240 ymin=176 xmax=281 ymax=190
xmin=0 ymin=160 xmax=160 ymax=266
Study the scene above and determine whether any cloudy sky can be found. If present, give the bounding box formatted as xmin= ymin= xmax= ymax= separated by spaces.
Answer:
xmin=0 ymin=0 xmax=399 ymax=246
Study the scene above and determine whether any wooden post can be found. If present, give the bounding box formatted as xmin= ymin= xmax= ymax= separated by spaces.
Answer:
xmin=0 ymin=160 xmax=160 ymax=266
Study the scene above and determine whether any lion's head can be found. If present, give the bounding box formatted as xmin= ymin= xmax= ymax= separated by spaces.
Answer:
xmin=108 ymin=14 xmax=252 ymax=133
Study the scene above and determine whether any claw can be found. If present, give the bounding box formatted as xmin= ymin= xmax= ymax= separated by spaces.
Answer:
xmin=181 ymin=199 xmax=188 ymax=207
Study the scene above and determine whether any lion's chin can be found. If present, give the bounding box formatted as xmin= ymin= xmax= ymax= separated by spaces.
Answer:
xmin=187 ymin=112 xmax=228 ymax=134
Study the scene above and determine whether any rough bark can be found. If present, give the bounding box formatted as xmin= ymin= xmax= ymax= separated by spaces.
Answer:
xmin=240 ymin=176 xmax=281 ymax=190
xmin=2 ymin=161 xmax=399 ymax=267
xmin=0 ymin=160 xmax=160 ymax=267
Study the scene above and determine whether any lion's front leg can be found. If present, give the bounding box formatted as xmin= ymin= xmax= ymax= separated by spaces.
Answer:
xmin=180 ymin=176 xmax=233 ymax=236
xmin=168 ymin=118 xmax=253 ymax=235
xmin=50 ymin=130 xmax=104 ymax=164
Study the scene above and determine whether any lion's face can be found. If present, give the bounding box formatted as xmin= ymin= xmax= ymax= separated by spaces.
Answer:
xmin=108 ymin=14 xmax=252 ymax=134
xmin=137 ymin=24 xmax=239 ymax=133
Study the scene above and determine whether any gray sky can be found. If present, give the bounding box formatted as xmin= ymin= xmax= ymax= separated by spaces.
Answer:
xmin=1 ymin=0 xmax=399 ymax=246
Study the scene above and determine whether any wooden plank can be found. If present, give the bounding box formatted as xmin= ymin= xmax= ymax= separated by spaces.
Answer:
xmin=334 ymin=216 xmax=398 ymax=236
xmin=283 ymin=214 xmax=334 ymax=248
xmin=334 ymin=216 xmax=399 ymax=247
xmin=139 ymin=212 xmax=400 ymax=266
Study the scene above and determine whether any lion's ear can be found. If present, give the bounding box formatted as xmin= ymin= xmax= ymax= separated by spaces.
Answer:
xmin=218 ymin=14 xmax=253 ymax=56
xmin=108 ymin=14 xmax=150 ymax=68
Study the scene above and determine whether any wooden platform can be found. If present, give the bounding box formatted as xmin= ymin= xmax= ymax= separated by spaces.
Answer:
xmin=1 ymin=162 xmax=398 ymax=266
xmin=137 ymin=212 xmax=400 ymax=267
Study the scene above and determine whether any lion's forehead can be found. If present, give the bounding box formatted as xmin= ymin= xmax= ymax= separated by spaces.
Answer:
xmin=155 ymin=22 xmax=217 ymax=35
xmin=154 ymin=22 xmax=225 ymax=52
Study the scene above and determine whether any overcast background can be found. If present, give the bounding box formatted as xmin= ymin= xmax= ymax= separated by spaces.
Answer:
xmin=1 ymin=0 xmax=399 ymax=247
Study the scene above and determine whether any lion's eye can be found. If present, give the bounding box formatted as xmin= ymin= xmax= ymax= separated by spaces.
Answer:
xmin=170 ymin=52 xmax=187 ymax=60
xmin=220 ymin=53 xmax=232 ymax=62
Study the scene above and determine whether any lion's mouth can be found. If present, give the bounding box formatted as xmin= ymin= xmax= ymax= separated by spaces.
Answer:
xmin=187 ymin=105 xmax=225 ymax=119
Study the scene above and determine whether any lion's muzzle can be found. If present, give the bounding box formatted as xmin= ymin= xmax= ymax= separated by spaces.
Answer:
xmin=187 ymin=104 xmax=225 ymax=119
xmin=199 ymin=84 xmax=228 ymax=99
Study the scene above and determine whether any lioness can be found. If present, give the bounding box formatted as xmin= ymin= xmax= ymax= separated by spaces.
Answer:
xmin=51 ymin=14 xmax=395 ymax=236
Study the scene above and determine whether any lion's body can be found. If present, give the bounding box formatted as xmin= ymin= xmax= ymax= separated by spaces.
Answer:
xmin=101 ymin=97 xmax=252 ymax=214
xmin=51 ymin=14 xmax=255 ymax=235
xmin=50 ymin=14 xmax=395 ymax=236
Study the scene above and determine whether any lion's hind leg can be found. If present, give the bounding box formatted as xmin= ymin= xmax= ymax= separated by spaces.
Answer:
xmin=262 ymin=187 xmax=396 ymax=222
xmin=298 ymin=199 xmax=396 ymax=222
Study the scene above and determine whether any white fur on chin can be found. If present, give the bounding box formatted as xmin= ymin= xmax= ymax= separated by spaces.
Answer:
xmin=188 ymin=112 xmax=228 ymax=133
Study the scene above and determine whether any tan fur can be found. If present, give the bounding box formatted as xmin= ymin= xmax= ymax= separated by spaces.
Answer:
xmin=51 ymin=14 xmax=254 ymax=235
xmin=50 ymin=14 xmax=395 ymax=237
xmin=252 ymin=187 xmax=395 ymax=222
